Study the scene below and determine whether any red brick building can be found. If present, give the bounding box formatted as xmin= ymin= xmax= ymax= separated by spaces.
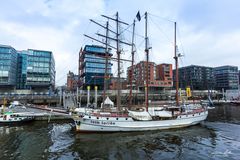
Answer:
xmin=127 ymin=61 xmax=173 ymax=91
xmin=67 ymin=71 xmax=79 ymax=92
xmin=109 ymin=77 xmax=128 ymax=90
xmin=155 ymin=63 xmax=173 ymax=86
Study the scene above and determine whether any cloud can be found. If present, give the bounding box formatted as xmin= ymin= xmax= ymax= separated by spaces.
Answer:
xmin=180 ymin=28 xmax=240 ymax=68
xmin=0 ymin=0 xmax=105 ymax=86
xmin=178 ymin=0 xmax=240 ymax=32
xmin=0 ymin=0 xmax=239 ymax=86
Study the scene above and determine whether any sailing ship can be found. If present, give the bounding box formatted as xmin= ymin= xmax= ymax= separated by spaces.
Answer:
xmin=73 ymin=12 xmax=208 ymax=132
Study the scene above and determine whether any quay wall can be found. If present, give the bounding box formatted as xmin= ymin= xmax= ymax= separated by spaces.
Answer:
xmin=0 ymin=90 xmax=221 ymax=106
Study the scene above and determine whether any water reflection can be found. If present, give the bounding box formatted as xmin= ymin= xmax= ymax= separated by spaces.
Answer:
xmin=73 ymin=124 xmax=217 ymax=159
xmin=0 ymin=104 xmax=240 ymax=160
xmin=48 ymin=123 xmax=73 ymax=152
xmin=208 ymin=104 xmax=240 ymax=124
xmin=0 ymin=122 xmax=52 ymax=160
xmin=0 ymin=126 xmax=24 ymax=135
xmin=47 ymin=123 xmax=74 ymax=160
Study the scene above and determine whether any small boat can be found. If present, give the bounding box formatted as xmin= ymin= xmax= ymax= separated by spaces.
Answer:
xmin=230 ymin=100 xmax=240 ymax=105
xmin=0 ymin=111 xmax=34 ymax=125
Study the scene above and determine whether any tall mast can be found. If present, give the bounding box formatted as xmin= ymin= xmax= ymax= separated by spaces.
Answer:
xmin=103 ymin=21 xmax=109 ymax=104
xmin=129 ymin=20 xmax=136 ymax=105
xmin=78 ymin=48 xmax=82 ymax=105
xmin=174 ymin=22 xmax=179 ymax=106
xmin=85 ymin=13 xmax=129 ymax=111
xmin=145 ymin=12 xmax=149 ymax=112
xmin=116 ymin=12 xmax=121 ymax=111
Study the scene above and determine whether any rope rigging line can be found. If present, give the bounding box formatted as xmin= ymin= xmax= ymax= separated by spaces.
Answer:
xmin=148 ymin=15 xmax=174 ymax=45
xmin=119 ymin=22 xmax=133 ymax=35
xmin=56 ymin=63 xmax=77 ymax=84
xmin=176 ymin=25 xmax=186 ymax=58
xmin=135 ymin=38 xmax=145 ymax=62
xmin=148 ymin=13 xmax=175 ymax=23
xmin=81 ymin=21 xmax=93 ymax=46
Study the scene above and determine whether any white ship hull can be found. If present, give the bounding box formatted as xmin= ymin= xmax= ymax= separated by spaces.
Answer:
xmin=74 ymin=110 xmax=208 ymax=132
xmin=0 ymin=116 xmax=34 ymax=124
xmin=0 ymin=112 xmax=34 ymax=125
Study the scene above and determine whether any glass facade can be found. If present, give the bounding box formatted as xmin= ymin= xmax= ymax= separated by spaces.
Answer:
xmin=214 ymin=66 xmax=239 ymax=90
xmin=0 ymin=45 xmax=17 ymax=86
xmin=26 ymin=49 xmax=55 ymax=87
xmin=85 ymin=45 xmax=106 ymax=53
xmin=80 ymin=45 xmax=112 ymax=90
xmin=174 ymin=65 xmax=215 ymax=90
xmin=239 ymin=70 xmax=240 ymax=85
xmin=0 ymin=44 xmax=55 ymax=91
xmin=17 ymin=51 xmax=28 ymax=89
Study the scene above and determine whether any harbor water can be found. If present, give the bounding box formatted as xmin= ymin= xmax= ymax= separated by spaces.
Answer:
xmin=0 ymin=104 xmax=240 ymax=160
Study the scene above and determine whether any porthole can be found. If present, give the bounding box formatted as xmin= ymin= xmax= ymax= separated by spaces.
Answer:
xmin=125 ymin=118 xmax=128 ymax=120
xmin=89 ymin=116 xmax=91 ymax=119
xmin=106 ymin=118 xmax=109 ymax=120
xmin=192 ymin=114 xmax=194 ymax=116
xmin=116 ymin=118 xmax=119 ymax=120
xmin=97 ymin=117 xmax=99 ymax=119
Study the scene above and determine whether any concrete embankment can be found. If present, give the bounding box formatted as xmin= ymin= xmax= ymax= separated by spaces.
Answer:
xmin=30 ymin=106 xmax=73 ymax=121
xmin=12 ymin=105 xmax=73 ymax=122
xmin=34 ymin=114 xmax=73 ymax=121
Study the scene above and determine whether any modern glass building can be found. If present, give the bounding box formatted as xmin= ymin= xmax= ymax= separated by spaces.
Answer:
xmin=239 ymin=70 xmax=240 ymax=86
xmin=0 ymin=45 xmax=18 ymax=88
xmin=0 ymin=44 xmax=55 ymax=93
xmin=26 ymin=49 xmax=55 ymax=90
xmin=173 ymin=65 xmax=215 ymax=90
xmin=214 ymin=65 xmax=239 ymax=91
xmin=79 ymin=45 xmax=112 ymax=90
xmin=17 ymin=51 xmax=28 ymax=89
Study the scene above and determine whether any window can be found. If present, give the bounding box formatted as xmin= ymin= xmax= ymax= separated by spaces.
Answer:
xmin=84 ymin=57 xmax=106 ymax=63
xmin=85 ymin=68 xmax=111 ymax=74
xmin=85 ymin=46 xmax=106 ymax=54
xmin=85 ymin=63 xmax=111 ymax=68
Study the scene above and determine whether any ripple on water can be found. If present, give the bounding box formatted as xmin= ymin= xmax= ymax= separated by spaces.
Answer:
xmin=1 ymin=105 xmax=240 ymax=160
xmin=48 ymin=123 xmax=74 ymax=153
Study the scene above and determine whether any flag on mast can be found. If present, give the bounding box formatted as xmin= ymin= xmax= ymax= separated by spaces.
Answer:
xmin=136 ymin=11 xmax=141 ymax=21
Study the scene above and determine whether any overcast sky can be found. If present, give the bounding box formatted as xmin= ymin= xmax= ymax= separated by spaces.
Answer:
xmin=0 ymin=0 xmax=239 ymax=86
